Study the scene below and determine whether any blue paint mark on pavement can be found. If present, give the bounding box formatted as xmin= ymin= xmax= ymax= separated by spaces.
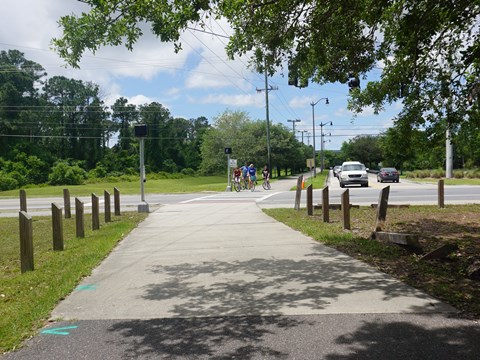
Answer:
xmin=76 ymin=284 xmax=97 ymax=291
xmin=41 ymin=326 xmax=78 ymax=336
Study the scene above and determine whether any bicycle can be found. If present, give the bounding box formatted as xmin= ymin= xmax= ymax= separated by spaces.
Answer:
xmin=262 ymin=177 xmax=271 ymax=190
xmin=249 ymin=179 xmax=256 ymax=191
xmin=232 ymin=177 xmax=242 ymax=192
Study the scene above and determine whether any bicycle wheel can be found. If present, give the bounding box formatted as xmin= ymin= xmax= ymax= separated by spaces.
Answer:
xmin=233 ymin=181 xmax=241 ymax=192
xmin=262 ymin=180 xmax=271 ymax=190
xmin=250 ymin=181 xmax=255 ymax=191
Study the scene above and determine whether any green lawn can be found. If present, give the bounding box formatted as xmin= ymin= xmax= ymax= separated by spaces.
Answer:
xmin=403 ymin=177 xmax=480 ymax=185
xmin=0 ymin=212 xmax=147 ymax=353
xmin=0 ymin=176 xmax=229 ymax=198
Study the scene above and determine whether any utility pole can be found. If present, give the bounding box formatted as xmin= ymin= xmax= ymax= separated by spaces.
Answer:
xmin=287 ymin=119 xmax=301 ymax=134
xmin=256 ymin=59 xmax=278 ymax=173
xmin=297 ymin=130 xmax=308 ymax=144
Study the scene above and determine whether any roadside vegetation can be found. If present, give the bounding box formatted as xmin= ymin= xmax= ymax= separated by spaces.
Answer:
xmin=264 ymin=205 xmax=480 ymax=319
xmin=0 ymin=212 xmax=148 ymax=353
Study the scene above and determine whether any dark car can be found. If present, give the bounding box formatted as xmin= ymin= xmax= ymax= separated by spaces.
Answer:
xmin=377 ymin=167 xmax=400 ymax=183
xmin=333 ymin=165 xmax=341 ymax=178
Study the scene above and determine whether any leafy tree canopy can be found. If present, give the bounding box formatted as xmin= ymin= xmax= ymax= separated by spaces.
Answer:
xmin=53 ymin=1 xmax=480 ymax=128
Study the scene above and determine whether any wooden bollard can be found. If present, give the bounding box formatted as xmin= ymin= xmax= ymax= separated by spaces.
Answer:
xmin=104 ymin=190 xmax=111 ymax=223
xmin=63 ymin=189 xmax=71 ymax=219
xmin=114 ymin=187 xmax=121 ymax=216
xmin=92 ymin=193 xmax=100 ymax=230
xmin=294 ymin=175 xmax=303 ymax=210
xmin=375 ymin=186 xmax=390 ymax=232
xmin=20 ymin=189 xmax=27 ymax=212
xmin=438 ymin=179 xmax=445 ymax=208
xmin=307 ymin=184 xmax=313 ymax=215
xmin=322 ymin=186 xmax=329 ymax=223
xmin=75 ymin=198 xmax=85 ymax=238
xmin=341 ymin=189 xmax=350 ymax=230
xmin=52 ymin=203 xmax=64 ymax=251
xmin=19 ymin=211 xmax=34 ymax=273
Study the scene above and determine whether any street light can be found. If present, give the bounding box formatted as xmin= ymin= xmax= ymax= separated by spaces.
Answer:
xmin=287 ymin=119 xmax=301 ymax=134
xmin=310 ymin=97 xmax=329 ymax=177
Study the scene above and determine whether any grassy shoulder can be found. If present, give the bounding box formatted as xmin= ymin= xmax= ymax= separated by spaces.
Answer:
xmin=264 ymin=205 xmax=480 ymax=319
xmin=403 ymin=177 xmax=480 ymax=185
xmin=0 ymin=212 xmax=148 ymax=353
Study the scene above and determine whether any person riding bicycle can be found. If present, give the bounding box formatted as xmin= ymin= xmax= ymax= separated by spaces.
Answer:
xmin=232 ymin=167 xmax=242 ymax=183
xmin=241 ymin=163 xmax=249 ymax=187
xmin=262 ymin=165 xmax=270 ymax=181
xmin=247 ymin=163 xmax=257 ymax=188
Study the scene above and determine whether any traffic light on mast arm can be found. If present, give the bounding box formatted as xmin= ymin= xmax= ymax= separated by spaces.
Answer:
xmin=347 ymin=73 xmax=360 ymax=92
xmin=288 ymin=62 xmax=308 ymax=88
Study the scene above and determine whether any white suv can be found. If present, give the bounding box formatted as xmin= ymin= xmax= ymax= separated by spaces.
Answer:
xmin=338 ymin=161 xmax=369 ymax=188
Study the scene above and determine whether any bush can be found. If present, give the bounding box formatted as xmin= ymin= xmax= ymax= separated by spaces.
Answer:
xmin=48 ymin=162 xmax=87 ymax=185
xmin=181 ymin=168 xmax=196 ymax=176
xmin=0 ymin=172 xmax=19 ymax=191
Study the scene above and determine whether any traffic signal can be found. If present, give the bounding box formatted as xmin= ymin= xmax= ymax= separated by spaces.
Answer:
xmin=347 ymin=73 xmax=360 ymax=92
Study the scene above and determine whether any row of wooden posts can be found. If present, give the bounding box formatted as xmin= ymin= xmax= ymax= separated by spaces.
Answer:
xmin=19 ymin=188 xmax=121 ymax=274
xmin=294 ymin=175 xmax=448 ymax=231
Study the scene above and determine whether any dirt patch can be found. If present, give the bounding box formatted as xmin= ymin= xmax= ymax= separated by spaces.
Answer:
xmin=334 ymin=205 xmax=480 ymax=318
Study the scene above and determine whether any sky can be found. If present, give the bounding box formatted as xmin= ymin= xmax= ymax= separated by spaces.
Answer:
xmin=0 ymin=0 xmax=402 ymax=151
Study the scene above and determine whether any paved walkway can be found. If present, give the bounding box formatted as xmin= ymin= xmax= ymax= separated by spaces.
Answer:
xmin=4 ymin=174 xmax=480 ymax=359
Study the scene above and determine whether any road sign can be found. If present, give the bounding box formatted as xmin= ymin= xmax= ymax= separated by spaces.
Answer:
xmin=229 ymin=159 xmax=237 ymax=167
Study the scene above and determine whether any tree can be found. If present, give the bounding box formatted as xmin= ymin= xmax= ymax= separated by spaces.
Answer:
xmin=111 ymin=97 xmax=138 ymax=151
xmin=341 ymin=135 xmax=382 ymax=169
xmin=0 ymin=50 xmax=46 ymax=157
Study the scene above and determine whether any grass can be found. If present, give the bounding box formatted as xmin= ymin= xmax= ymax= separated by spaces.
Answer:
xmin=403 ymin=177 xmax=480 ymax=185
xmin=0 ymin=176 xmax=228 ymax=198
xmin=0 ymin=212 xmax=148 ymax=353
xmin=264 ymin=204 xmax=480 ymax=319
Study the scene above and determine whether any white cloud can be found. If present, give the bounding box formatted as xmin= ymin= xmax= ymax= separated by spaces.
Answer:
xmin=191 ymin=93 xmax=260 ymax=107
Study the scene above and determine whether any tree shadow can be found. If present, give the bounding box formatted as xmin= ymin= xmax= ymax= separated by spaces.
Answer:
xmin=138 ymin=244 xmax=448 ymax=318
xmin=107 ymin=315 xmax=304 ymax=359
xmin=325 ymin=317 xmax=480 ymax=359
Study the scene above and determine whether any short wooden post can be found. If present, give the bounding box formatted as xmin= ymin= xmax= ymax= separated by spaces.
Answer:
xmin=19 ymin=211 xmax=34 ymax=273
xmin=294 ymin=175 xmax=303 ymax=210
xmin=104 ymin=190 xmax=111 ymax=223
xmin=114 ymin=187 xmax=121 ymax=216
xmin=51 ymin=203 xmax=64 ymax=251
xmin=75 ymin=198 xmax=85 ymax=238
xmin=20 ymin=189 xmax=27 ymax=212
xmin=63 ymin=189 xmax=71 ymax=219
xmin=341 ymin=189 xmax=350 ymax=230
xmin=438 ymin=179 xmax=445 ymax=208
xmin=375 ymin=186 xmax=390 ymax=232
xmin=322 ymin=186 xmax=329 ymax=223
xmin=92 ymin=193 xmax=100 ymax=230
xmin=307 ymin=184 xmax=313 ymax=216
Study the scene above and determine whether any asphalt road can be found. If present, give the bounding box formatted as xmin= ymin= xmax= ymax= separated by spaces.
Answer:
xmin=1 ymin=173 xmax=479 ymax=217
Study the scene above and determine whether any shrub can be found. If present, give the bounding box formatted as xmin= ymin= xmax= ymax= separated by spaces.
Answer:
xmin=181 ymin=168 xmax=196 ymax=176
xmin=48 ymin=162 xmax=87 ymax=185
xmin=0 ymin=172 xmax=18 ymax=191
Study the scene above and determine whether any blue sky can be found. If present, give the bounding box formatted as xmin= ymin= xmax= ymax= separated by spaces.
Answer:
xmin=0 ymin=0 xmax=402 ymax=150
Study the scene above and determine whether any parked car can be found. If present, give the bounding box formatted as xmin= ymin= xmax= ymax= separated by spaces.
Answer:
xmin=338 ymin=161 xmax=369 ymax=187
xmin=333 ymin=165 xmax=341 ymax=178
xmin=377 ymin=167 xmax=400 ymax=183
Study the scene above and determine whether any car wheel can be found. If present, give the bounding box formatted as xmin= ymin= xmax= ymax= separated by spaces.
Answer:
xmin=340 ymin=182 xmax=344 ymax=188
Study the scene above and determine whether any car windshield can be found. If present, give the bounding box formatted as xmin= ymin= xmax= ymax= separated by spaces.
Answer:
xmin=343 ymin=164 xmax=364 ymax=171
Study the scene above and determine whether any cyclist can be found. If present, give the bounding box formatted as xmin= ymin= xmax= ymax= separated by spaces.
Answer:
xmin=262 ymin=165 xmax=271 ymax=189
xmin=247 ymin=163 xmax=257 ymax=189
xmin=232 ymin=167 xmax=242 ymax=184
xmin=241 ymin=163 xmax=249 ymax=188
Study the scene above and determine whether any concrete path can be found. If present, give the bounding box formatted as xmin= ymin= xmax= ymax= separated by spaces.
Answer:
xmin=3 ymin=174 xmax=480 ymax=359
